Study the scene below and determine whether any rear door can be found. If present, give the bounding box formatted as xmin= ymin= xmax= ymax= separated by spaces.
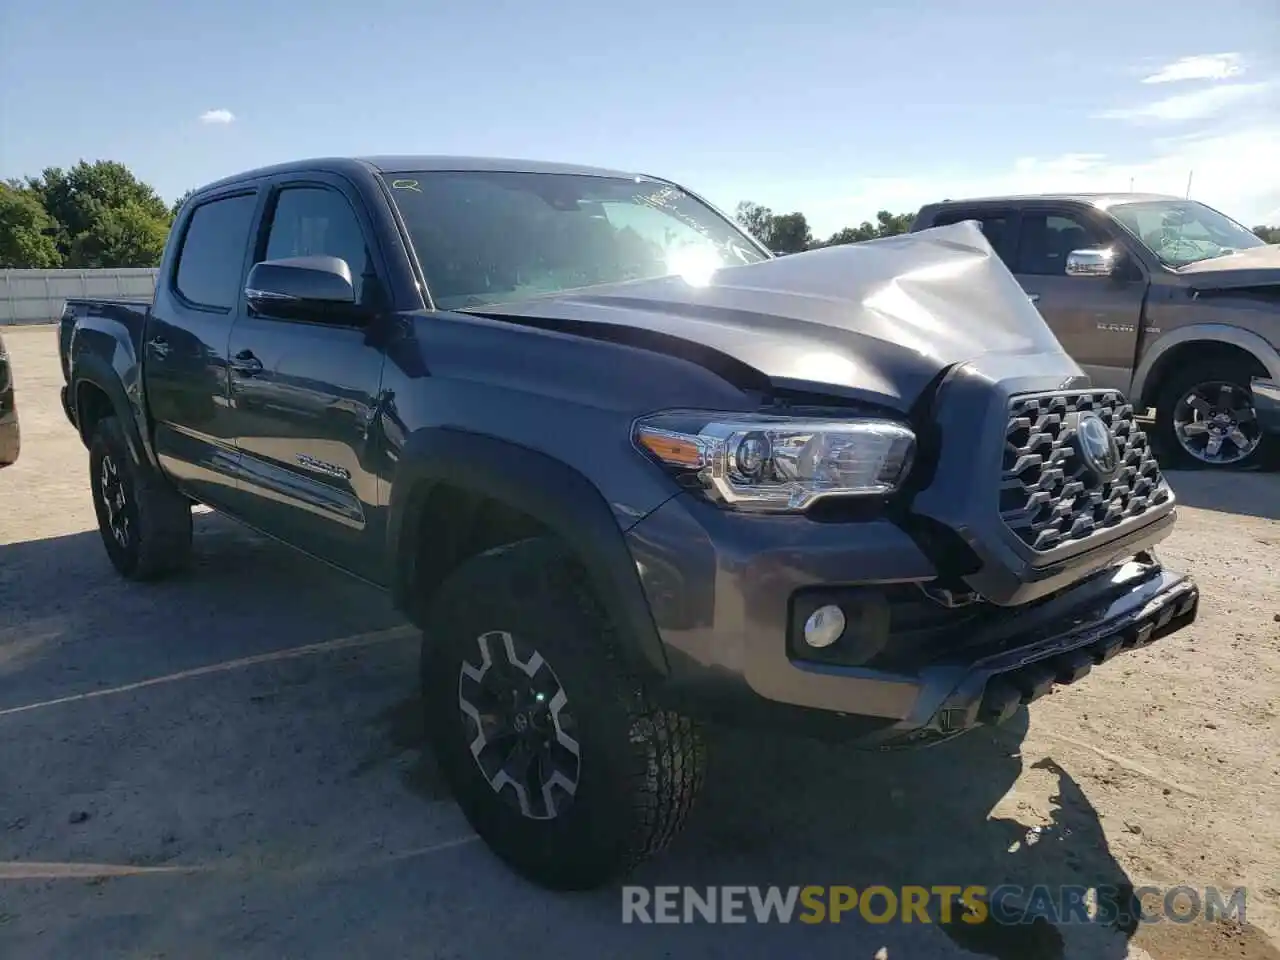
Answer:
xmin=224 ymin=174 xmax=389 ymax=582
xmin=1010 ymin=206 xmax=1146 ymax=393
xmin=145 ymin=189 xmax=260 ymax=507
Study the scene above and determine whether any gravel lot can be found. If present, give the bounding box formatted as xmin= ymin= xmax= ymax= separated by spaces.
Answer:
xmin=1 ymin=323 xmax=1277 ymax=960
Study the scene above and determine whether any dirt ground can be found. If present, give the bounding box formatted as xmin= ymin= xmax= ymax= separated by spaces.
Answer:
xmin=1 ymin=323 xmax=1277 ymax=960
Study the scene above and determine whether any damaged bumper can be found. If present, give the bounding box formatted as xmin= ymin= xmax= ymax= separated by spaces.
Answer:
xmin=868 ymin=557 xmax=1198 ymax=748
xmin=628 ymin=491 xmax=1198 ymax=747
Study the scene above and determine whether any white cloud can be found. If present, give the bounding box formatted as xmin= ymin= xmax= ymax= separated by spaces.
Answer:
xmin=199 ymin=108 xmax=236 ymax=125
xmin=797 ymin=123 xmax=1280 ymax=237
xmin=1096 ymin=81 xmax=1273 ymax=123
xmin=1142 ymin=53 xmax=1244 ymax=84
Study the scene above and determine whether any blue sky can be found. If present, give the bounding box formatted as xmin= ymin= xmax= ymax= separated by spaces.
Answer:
xmin=2 ymin=0 xmax=1277 ymax=237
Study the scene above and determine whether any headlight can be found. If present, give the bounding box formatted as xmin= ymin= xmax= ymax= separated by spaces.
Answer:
xmin=634 ymin=411 xmax=915 ymax=512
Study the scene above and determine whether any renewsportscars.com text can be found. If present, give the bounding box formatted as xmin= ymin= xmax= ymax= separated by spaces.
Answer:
xmin=621 ymin=884 xmax=1247 ymax=926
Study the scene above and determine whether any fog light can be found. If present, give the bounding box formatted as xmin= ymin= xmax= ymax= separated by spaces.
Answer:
xmin=803 ymin=604 xmax=846 ymax=648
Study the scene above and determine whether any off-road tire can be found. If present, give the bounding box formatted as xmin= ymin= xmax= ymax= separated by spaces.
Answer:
xmin=1154 ymin=357 xmax=1276 ymax=470
xmin=89 ymin=415 xmax=193 ymax=580
xmin=420 ymin=537 xmax=706 ymax=890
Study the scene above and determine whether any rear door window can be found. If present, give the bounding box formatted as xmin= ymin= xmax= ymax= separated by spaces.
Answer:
xmin=1014 ymin=212 xmax=1111 ymax=276
xmin=929 ymin=208 xmax=1014 ymax=267
xmin=174 ymin=194 xmax=258 ymax=310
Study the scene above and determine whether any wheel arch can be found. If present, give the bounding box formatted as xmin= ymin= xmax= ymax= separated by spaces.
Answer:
xmin=1133 ymin=324 xmax=1280 ymax=409
xmin=387 ymin=428 xmax=672 ymax=681
xmin=70 ymin=353 xmax=156 ymax=471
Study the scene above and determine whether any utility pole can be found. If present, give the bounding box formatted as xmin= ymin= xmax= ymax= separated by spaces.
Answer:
xmin=1185 ymin=170 xmax=1194 ymax=199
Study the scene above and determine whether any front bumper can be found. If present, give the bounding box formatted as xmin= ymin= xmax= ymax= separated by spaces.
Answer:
xmin=0 ymin=409 xmax=17 ymax=467
xmin=870 ymin=558 xmax=1197 ymax=747
xmin=1253 ymin=377 xmax=1280 ymax=435
xmin=627 ymin=495 xmax=1198 ymax=747
xmin=0 ymin=363 xmax=17 ymax=468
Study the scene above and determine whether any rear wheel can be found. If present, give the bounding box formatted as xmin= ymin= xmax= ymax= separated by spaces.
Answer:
xmin=420 ymin=537 xmax=705 ymax=890
xmin=89 ymin=416 xmax=193 ymax=580
xmin=1154 ymin=358 xmax=1274 ymax=470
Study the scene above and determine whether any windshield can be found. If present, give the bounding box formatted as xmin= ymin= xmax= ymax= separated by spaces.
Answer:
xmin=1108 ymin=199 xmax=1265 ymax=268
xmin=380 ymin=170 xmax=768 ymax=310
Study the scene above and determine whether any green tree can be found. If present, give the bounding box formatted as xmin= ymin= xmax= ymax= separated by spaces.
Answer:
xmin=768 ymin=212 xmax=812 ymax=253
xmin=1252 ymin=225 xmax=1280 ymax=244
xmin=69 ymin=201 xmax=171 ymax=268
xmin=822 ymin=223 xmax=877 ymax=246
xmin=873 ymin=210 xmax=913 ymax=237
xmin=171 ymin=189 xmax=194 ymax=219
xmin=821 ymin=210 xmax=914 ymax=247
xmin=733 ymin=201 xmax=811 ymax=253
xmin=0 ymin=182 xmax=63 ymax=268
xmin=23 ymin=160 xmax=172 ymax=267
xmin=735 ymin=201 xmax=775 ymax=245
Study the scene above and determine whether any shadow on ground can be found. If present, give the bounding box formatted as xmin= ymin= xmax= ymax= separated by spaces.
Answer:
xmin=0 ymin=512 xmax=404 ymax=708
xmin=359 ymin=698 xmax=1154 ymax=958
xmin=1164 ymin=469 xmax=1280 ymax=522
xmin=3 ymin=517 xmax=1277 ymax=959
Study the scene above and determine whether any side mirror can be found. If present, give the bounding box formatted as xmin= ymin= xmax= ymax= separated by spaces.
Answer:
xmin=245 ymin=256 xmax=358 ymax=319
xmin=1065 ymin=247 xmax=1119 ymax=278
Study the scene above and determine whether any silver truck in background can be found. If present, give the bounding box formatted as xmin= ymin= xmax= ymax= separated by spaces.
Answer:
xmin=911 ymin=194 xmax=1280 ymax=470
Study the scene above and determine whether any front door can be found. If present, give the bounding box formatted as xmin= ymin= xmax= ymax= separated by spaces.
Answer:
xmin=1010 ymin=208 xmax=1146 ymax=394
xmin=225 ymin=176 xmax=390 ymax=582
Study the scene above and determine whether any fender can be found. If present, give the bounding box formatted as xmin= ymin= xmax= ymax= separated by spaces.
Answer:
xmin=386 ymin=427 xmax=672 ymax=680
xmin=1132 ymin=323 xmax=1280 ymax=406
xmin=69 ymin=341 xmax=159 ymax=473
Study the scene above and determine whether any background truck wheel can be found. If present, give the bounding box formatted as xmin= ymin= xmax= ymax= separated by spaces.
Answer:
xmin=88 ymin=415 xmax=193 ymax=580
xmin=420 ymin=537 xmax=705 ymax=890
xmin=1154 ymin=357 xmax=1274 ymax=470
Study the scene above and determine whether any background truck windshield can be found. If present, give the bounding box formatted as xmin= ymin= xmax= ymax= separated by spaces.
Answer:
xmin=381 ymin=171 xmax=768 ymax=309
xmin=1109 ymin=199 xmax=1266 ymax=268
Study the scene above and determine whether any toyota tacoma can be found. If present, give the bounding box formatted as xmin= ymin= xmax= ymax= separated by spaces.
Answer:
xmin=58 ymin=156 xmax=1199 ymax=890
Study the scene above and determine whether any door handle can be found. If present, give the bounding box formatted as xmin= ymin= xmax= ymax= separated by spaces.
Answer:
xmin=147 ymin=336 xmax=170 ymax=359
xmin=230 ymin=349 xmax=264 ymax=376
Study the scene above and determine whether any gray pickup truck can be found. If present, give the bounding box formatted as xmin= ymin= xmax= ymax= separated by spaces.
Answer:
xmin=58 ymin=156 xmax=1199 ymax=890
xmin=912 ymin=194 xmax=1280 ymax=470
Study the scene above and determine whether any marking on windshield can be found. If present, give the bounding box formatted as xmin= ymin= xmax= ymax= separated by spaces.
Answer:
xmin=390 ymin=179 xmax=421 ymax=193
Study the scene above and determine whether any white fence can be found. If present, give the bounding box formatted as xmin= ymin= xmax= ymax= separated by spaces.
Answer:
xmin=0 ymin=268 xmax=158 ymax=326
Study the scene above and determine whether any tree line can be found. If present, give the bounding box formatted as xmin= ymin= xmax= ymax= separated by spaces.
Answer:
xmin=735 ymin=201 xmax=915 ymax=253
xmin=0 ymin=161 xmax=191 ymax=270
xmin=737 ymin=200 xmax=1280 ymax=253
xmin=1 ymin=159 xmax=1277 ymax=269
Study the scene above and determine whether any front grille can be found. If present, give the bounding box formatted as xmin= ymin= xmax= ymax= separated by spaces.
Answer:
xmin=1000 ymin=391 xmax=1170 ymax=551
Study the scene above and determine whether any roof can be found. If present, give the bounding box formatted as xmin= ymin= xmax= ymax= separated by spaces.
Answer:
xmin=193 ymin=155 xmax=652 ymax=196
xmin=358 ymin=155 xmax=645 ymax=179
xmin=923 ymin=192 xmax=1182 ymax=211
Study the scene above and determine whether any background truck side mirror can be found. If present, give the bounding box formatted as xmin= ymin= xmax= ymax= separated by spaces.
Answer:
xmin=1065 ymin=247 xmax=1119 ymax=278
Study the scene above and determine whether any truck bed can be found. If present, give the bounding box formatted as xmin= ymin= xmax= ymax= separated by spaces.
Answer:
xmin=58 ymin=297 xmax=151 ymax=382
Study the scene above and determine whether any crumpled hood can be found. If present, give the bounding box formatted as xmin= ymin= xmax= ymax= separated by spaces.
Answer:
xmin=469 ymin=220 xmax=1072 ymax=410
xmin=1176 ymin=244 xmax=1280 ymax=290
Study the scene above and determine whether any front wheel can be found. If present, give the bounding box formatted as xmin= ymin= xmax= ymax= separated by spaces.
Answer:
xmin=1154 ymin=358 xmax=1275 ymax=470
xmin=420 ymin=538 xmax=706 ymax=890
